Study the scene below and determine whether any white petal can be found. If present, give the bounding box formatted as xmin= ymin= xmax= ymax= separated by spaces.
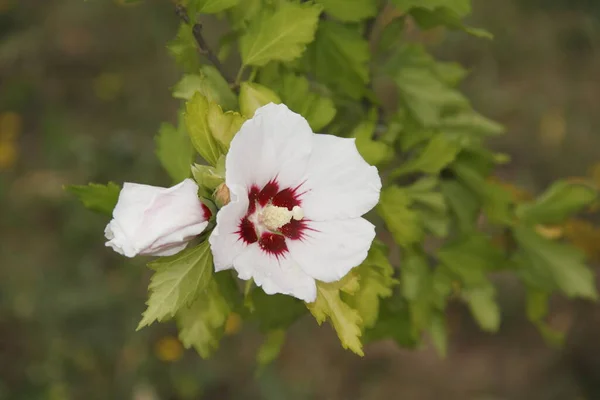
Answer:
xmin=233 ymin=244 xmax=317 ymax=302
xmin=287 ymin=218 xmax=376 ymax=283
xmin=151 ymin=242 xmax=190 ymax=257
xmin=209 ymin=184 xmax=250 ymax=271
xmin=106 ymin=179 xmax=208 ymax=257
xmin=226 ymin=103 xmax=313 ymax=190
xmin=301 ymin=134 xmax=381 ymax=221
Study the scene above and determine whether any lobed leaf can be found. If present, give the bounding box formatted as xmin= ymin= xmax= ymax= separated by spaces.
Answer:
xmin=66 ymin=182 xmax=120 ymax=216
xmin=138 ymin=241 xmax=214 ymax=329
xmin=239 ymin=1 xmax=322 ymax=67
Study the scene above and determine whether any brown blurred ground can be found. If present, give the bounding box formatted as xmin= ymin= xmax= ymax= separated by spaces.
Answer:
xmin=1 ymin=0 xmax=600 ymax=399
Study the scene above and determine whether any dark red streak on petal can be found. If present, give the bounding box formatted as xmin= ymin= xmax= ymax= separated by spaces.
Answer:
xmin=280 ymin=219 xmax=308 ymax=240
xmin=237 ymin=217 xmax=258 ymax=244
xmin=259 ymin=233 xmax=288 ymax=256
xmin=258 ymin=179 xmax=279 ymax=206
xmin=247 ymin=185 xmax=260 ymax=214
xmin=201 ymin=204 xmax=212 ymax=220
xmin=272 ymin=187 xmax=302 ymax=210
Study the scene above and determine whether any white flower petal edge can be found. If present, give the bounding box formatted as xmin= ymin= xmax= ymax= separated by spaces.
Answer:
xmin=235 ymin=246 xmax=317 ymax=302
xmin=286 ymin=218 xmax=376 ymax=283
xmin=105 ymin=178 xmax=210 ymax=257
xmin=209 ymin=103 xmax=382 ymax=302
xmin=301 ymin=134 xmax=382 ymax=221
xmin=226 ymin=102 xmax=313 ymax=190
xmin=210 ymin=184 xmax=250 ymax=271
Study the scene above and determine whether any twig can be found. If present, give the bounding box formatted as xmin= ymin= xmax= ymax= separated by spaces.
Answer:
xmin=175 ymin=4 xmax=234 ymax=86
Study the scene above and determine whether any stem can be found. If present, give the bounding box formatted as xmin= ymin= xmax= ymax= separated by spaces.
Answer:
xmin=175 ymin=4 xmax=234 ymax=87
xmin=248 ymin=67 xmax=258 ymax=83
xmin=235 ymin=65 xmax=246 ymax=86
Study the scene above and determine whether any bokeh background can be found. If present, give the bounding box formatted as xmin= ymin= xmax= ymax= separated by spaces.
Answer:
xmin=2 ymin=0 xmax=600 ymax=399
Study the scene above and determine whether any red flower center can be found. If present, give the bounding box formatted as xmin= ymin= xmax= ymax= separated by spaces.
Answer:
xmin=236 ymin=179 xmax=310 ymax=256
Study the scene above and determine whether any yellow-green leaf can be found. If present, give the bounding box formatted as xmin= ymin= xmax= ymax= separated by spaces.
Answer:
xmin=176 ymin=277 xmax=231 ymax=358
xmin=307 ymin=273 xmax=363 ymax=356
xmin=189 ymin=0 xmax=239 ymax=14
xmin=377 ymin=186 xmax=423 ymax=247
xmin=239 ymin=82 xmax=281 ymax=117
xmin=307 ymin=20 xmax=370 ymax=99
xmin=239 ymin=1 xmax=322 ymax=67
xmin=346 ymin=241 xmax=397 ymax=328
xmin=516 ymin=180 xmax=598 ymax=225
xmin=207 ymin=102 xmax=245 ymax=149
xmin=66 ymin=182 xmax=120 ymax=216
xmin=514 ymin=226 xmax=598 ymax=300
xmin=173 ymin=65 xmax=237 ymax=111
xmin=256 ymin=329 xmax=286 ymax=372
xmin=316 ymin=0 xmax=377 ymax=22
xmin=353 ymin=110 xmax=394 ymax=166
xmin=185 ymin=93 xmax=245 ymax=165
xmin=155 ymin=114 xmax=194 ymax=183
xmin=138 ymin=241 xmax=214 ymax=329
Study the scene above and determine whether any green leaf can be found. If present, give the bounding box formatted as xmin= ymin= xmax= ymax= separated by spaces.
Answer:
xmin=377 ymin=17 xmax=406 ymax=54
xmin=390 ymin=134 xmax=462 ymax=178
xmin=138 ymin=241 xmax=214 ymax=329
xmin=207 ymin=104 xmax=246 ymax=150
xmin=513 ymin=226 xmax=598 ymax=300
xmin=176 ymin=275 xmax=232 ymax=358
xmin=440 ymin=110 xmax=504 ymax=138
xmin=462 ymin=284 xmax=500 ymax=332
xmin=173 ymin=66 xmax=237 ymax=111
xmin=191 ymin=163 xmax=224 ymax=191
xmin=239 ymin=1 xmax=322 ymax=67
xmin=155 ymin=116 xmax=194 ymax=183
xmin=391 ymin=0 xmax=470 ymax=16
xmin=188 ymin=0 xmax=239 ymax=14
xmin=173 ymin=75 xmax=205 ymax=101
xmin=228 ymin=0 xmax=262 ymax=30
xmin=437 ymin=234 xmax=504 ymax=287
xmin=410 ymin=7 xmax=492 ymax=39
xmin=401 ymin=250 xmax=431 ymax=302
xmin=441 ymin=180 xmax=480 ymax=233
xmin=167 ymin=24 xmax=200 ymax=73
xmin=400 ymin=250 xmax=453 ymax=341
xmin=185 ymin=93 xmax=245 ymax=165
xmin=185 ymin=93 xmax=222 ymax=166
xmin=429 ymin=311 xmax=448 ymax=357
xmin=452 ymin=157 xmax=514 ymax=224
xmin=66 ymin=182 xmax=120 ymax=216
xmin=352 ymin=110 xmax=394 ymax=166
xmin=390 ymin=0 xmax=491 ymax=38
xmin=249 ymin=289 xmax=307 ymax=332
xmin=259 ymin=69 xmax=337 ymax=131
xmin=516 ymin=180 xmax=598 ymax=225
xmin=364 ymin=293 xmax=420 ymax=348
xmin=307 ymin=274 xmax=364 ymax=356
xmin=433 ymin=61 xmax=468 ymax=86
xmin=377 ymin=185 xmax=423 ymax=247
xmin=526 ymin=289 xmax=564 ymax=347
xmin=316 ymin=0 xmax=377 ymax=22
xmin=306 ymin=20 xmax=370 ymax=99
xmin=256 ymin=330 xmax=286 ymax=371
xmin=346 ymin=241 xmax=397 ymax=328
xmin=393 ymin=67 xmax=467 ymax=126
xmin=239 ymin=82 xmax=282 ymax=117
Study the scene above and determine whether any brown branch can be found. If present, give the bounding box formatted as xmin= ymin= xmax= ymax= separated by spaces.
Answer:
xmin=175 ymin=4 xmax=233 ymax=85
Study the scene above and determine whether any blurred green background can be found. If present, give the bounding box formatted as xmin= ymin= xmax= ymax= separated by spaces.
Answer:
xmin=2 ymin=0 xmax=600 ymax=399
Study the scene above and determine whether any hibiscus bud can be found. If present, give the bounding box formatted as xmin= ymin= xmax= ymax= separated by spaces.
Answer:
xmin=214 ymin=183 xmax=231 ymax=207
xmin=104 ymin=179 xmax=211 ymax=257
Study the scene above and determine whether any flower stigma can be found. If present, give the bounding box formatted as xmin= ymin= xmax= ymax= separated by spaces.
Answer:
xmin=259 ymin=204 xmax=304 ymax=231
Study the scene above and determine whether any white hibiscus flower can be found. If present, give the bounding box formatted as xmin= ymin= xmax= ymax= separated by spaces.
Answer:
xmin=209 ymin=103 xmax=381 ymax=302
xmin=105 ymin=179 xmax=211 ymax=257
